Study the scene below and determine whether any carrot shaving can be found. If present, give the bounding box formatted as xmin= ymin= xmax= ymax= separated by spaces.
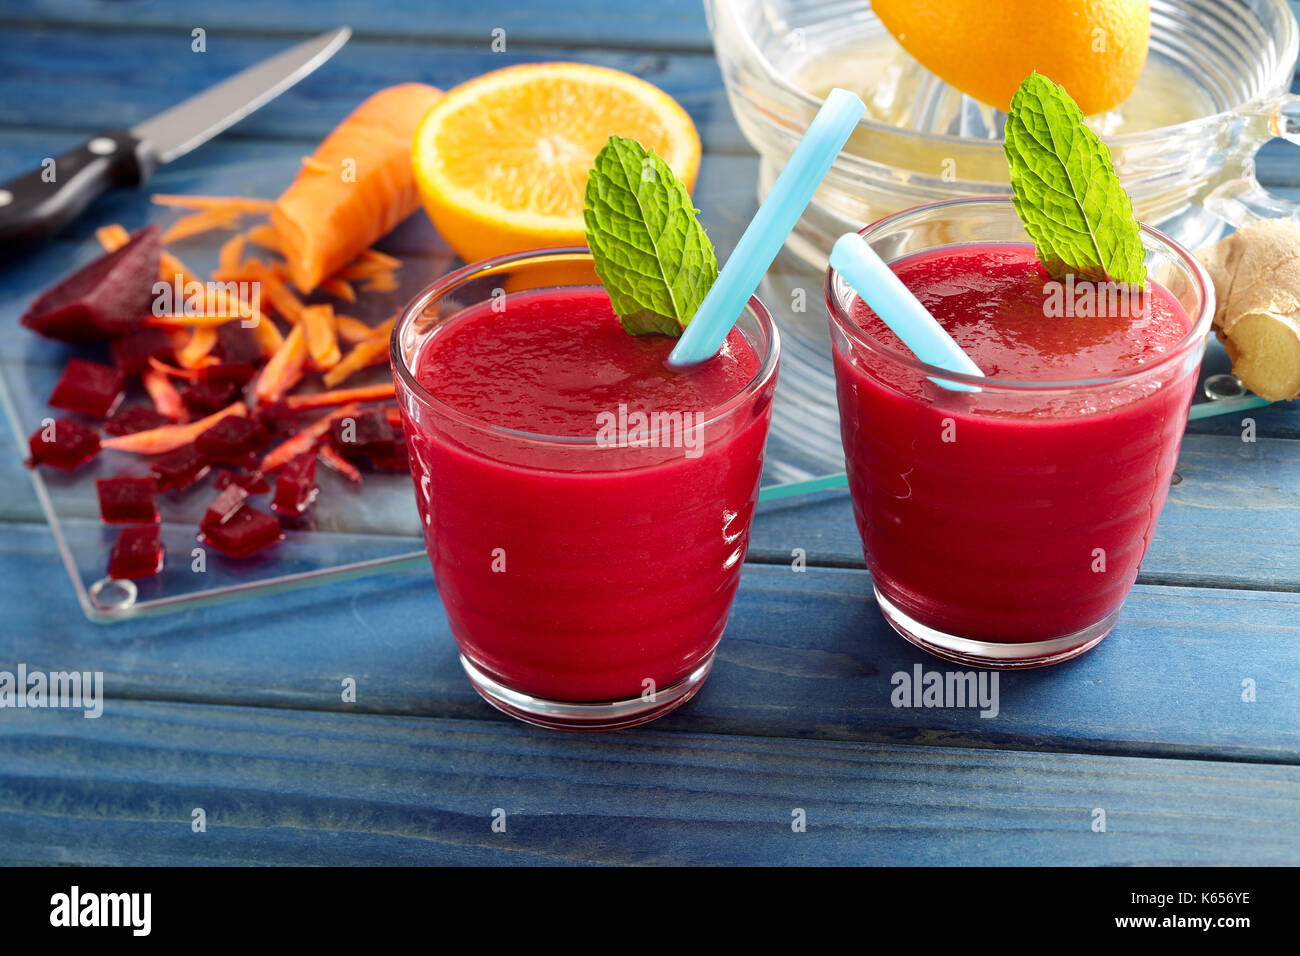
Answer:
xmin=284 ymin=383 xmax=396 ymax=411
xmin=333 ymin=315 xmax=375 ymax=344
xmin=147 ymin=357 xmax=202 ymax=381
xmin=300 ymin=304 xmax=341 ymax=371
xmin=247 ymin=261 xmax=304 ymax=322
xmin=322 ymin=318 xmax=396 ymax=388
xmin=102 ymin=402 xmax=247 ymax=455
xmin=363 ymin=271 xmax=400 ymax=293
xmin=219 ymin=233 xmax=247 ymax=275
xmin=249 ymin=314 xmax=286 ymax=358
xmin=245 ymin=224 xmax=283 ymax=254
xmin=95 ymin=224 xmax=130 ymax=252
xmin=261 ymin=402 xmax=362 ymax=473
xmin=161 ymin=208 xmax=242 ymax=243
xmin=317 ymin=444 xmax=362 ymax=483
xmin=151 ymin=194 xmax=274 ymax=212
xmin=383 ymin=406 xmax=403 ymax=427
xmin=142 ymin=369 xmax=189 ymax=423
xmin=145 ymin=313 xmax=236 ymax=329
xmin=336 ymin=261 xmax=393 ymax=280
xmin=255 ymin=323 xmax=306 ymax=404
xmin=321 ymin=277 xmax=357 ymax=303
xmin=360 ymin=248 xmax=402 ymax=269
xmin=177 ymin=327 xmax=219 ymax=369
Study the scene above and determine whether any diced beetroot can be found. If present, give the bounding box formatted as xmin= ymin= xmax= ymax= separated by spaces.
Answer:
xmin=216 ymin=322 xmax=263 ymax=366
xmin=331 ymin=408 xmax=394 ymax=461
xmin=255 ymin=400 xmax=299 ymax=438
xmin=181 ymin=377 xmax=240 ymax=415
xmin=198 ymin=362 xmax=257 ymax=386
xmin=21 ymin=225 xmax=162 ymax=342
xmin=108 ymin=525 xmax=164 ymax=580
xmin=194 ymin=415 xmax=269 ymax=467
xmin=110 ymin=326 xmax=175 ymax=374
xmin=370 ymin=440 xmax=410 ymax=472
xmin=150 ymin=444 xmax=210 ymax=492
xmin=199 ymin=504 xmax=283 ymax=559
xmin=96 ymin=476 xmax=159 ymax=524
xmin=272 ymin=451 xmax=318 ymax=515
xmin=214 ymin=469 xmax=270 ymax=495
xmin=203 ymin=484 xmax=249 ymax=526
xmin=103 ymin=404 xmax=171 ymax=437
xmin=27 ymin=417 xmax=100 ymax=470
xmin=48 ymin=359 xmax=126 ymax=418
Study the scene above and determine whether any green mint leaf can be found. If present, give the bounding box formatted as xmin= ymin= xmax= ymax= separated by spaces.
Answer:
xmin=1004 ymin=72 xmax=1146 ymax=286
xmin=583 ymin=136 xmax=718 ymax=336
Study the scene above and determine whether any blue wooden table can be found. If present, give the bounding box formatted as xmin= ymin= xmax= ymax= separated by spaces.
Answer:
xmin=2 ymin=1 xmax=1299 ymax=866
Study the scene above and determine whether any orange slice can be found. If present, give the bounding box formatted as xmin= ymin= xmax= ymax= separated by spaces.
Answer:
xmin=412 ymin=62 xmax=701 ymax=263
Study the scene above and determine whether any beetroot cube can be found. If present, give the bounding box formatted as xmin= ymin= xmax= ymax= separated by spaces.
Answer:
xmin=96 ymin=476 xmax=159 ymax=524
xmin=108 ymin=525 xmax=164 ymax=580
xmin=256 ymin=401 xmax=299 ymax=438
xmin=21 ymin=226 xmax=161 ymax=342
xmin=370 ymin=440 xmax=410 ymax=472
xmin=27 ymin=417 xmax=100 ymax=470
xmin=48 ymin=359 xmax=126 ymax=418
xmin=198 ymin=362 xmax=257 ymax=386
xmin=272 ymin=451 xmax=318 ymax=515
xmin=331 ymin=409 xmax=394 ymax=461
xmin=203 ymin=484 xmax=249 ymax=526
xmin=104 ymin=404 xmax=171 ymax=436
xmin=195 ymin=415 xmax=269 ymax=467
xmin=181 ymin=377 xmax=241 ymax=415
xmin=150 ymin=444 xmax=210 ymax=492
xmin=216 ymin=323 xmax=263 ymax=366
xmin=110 ymin=326 xmax=175 ymax=374
xmin=214 ymin=469 xmax=270 ymax=495
xmin=199 ymin=504 xmax=282 ymax=559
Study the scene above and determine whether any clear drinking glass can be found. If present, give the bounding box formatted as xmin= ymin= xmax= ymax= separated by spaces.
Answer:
xmin=391 ymin=249 xmax=780 ymax=729
xmin=826 ymin=199 xmax=1214 ymax=667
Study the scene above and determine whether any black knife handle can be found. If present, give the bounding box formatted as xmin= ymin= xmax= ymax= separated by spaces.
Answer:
xmin=0 ymin=129 xmax=158 ymax=256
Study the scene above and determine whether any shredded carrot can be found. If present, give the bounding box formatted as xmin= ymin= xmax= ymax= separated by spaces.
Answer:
xmin=145 ymin=313 xmax=237 ymax=329
xmin=334 ymin=315 xmax=374 ymax=344
xmin=247 ymin=260 xmax=304 ymax=322
xmin=245 ymin=224 xmax=283 ymax=254
xmin=300 ymin=303 xmax=341 ymax=371
xmin=360 ymin=248 xmax=402 ymax=270
xmin=152 ymin=194 xmax=274 ymax=212
xmin=142 ymin=369 xmax=189 ymax=423
xmin=161 ymin=208 xmax=242 ymax=243
xmin=148 ymin=357 xmax=202 ymax=381
xmin=284 ymin=383 xmax=395 ymax=411
xmin=337 ymin=260 xmax=393 ymax=280
xmin=261 ymin=402 xmax=361 ymax=473
xmin=322 ymin=318 xmax=396 ymax=388
xmin=383 ymin=406 xmax=403 ymax=427
xmin=219 ymin=233 xmax=247 ymax=275
xmin=363 ymin=271 xmax=400 ymax=293
xmin=102 ymin=403 xmax=247 ymax=455
xmin=176 ymin=327 xmax=219 ymax=369
xmin=317 ymin=443 xmax=363 ymax=483
xmin=321 ymin=277 xmax=357 ymax=303
xmin=255 ymin=323 xmax=306 ymax=404
xmin=95 ymin=224 xmax=130 ymax=252
xmin=249 ymin=314 xmax=286 ymax=358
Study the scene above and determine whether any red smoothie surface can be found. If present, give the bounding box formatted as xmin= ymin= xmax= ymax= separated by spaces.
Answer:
xmin=402 ymin=287 xmax=773 ymax=701
xmin=832 ymin=242 xmax=1199 ymax=642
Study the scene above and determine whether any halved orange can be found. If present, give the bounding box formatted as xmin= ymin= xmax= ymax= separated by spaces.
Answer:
xmin=412 ymin=62 xmax=701 ymax=263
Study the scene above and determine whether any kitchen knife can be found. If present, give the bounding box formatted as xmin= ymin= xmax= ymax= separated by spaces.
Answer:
xmin=0 ymin=26 xmax=351 ymax=255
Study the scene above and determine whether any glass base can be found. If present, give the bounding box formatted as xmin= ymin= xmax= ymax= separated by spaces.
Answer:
xmin=874 ymin=587 xmax=1116 ymax=669
xmin=459 ymin=653 xmax=714 ymax=731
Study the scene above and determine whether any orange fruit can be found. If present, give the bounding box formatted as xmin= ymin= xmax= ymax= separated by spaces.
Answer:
xmin=872 ymin=0 xmax=1150 ymax=115
xmin=412 ymin=62 xmax=701 ymax=263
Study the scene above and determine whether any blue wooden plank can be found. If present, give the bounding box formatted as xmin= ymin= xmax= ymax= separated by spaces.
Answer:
xmin=0 ymin=515 xmax=1297 ymax=762
xmin=5 ymin=0 xmax=714 ymax=51
xmin=0 ymin=700 xmax=1296 ymax=865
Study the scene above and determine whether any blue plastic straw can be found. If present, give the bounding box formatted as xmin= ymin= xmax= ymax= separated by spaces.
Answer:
xmin=829 ymin=233 xmax=984 ymax=391
xmin=667 ymin=88 xmax=866 ymax=368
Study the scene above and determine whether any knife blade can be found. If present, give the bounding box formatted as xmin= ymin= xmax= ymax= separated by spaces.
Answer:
xmin=0 ymin=27 xmax=351 ymax=256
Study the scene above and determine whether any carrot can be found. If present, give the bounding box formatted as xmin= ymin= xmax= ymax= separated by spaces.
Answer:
xmin=145 ymin=313 xmax=237 ymax=329
xmin=270 ymin=83 xmax=442 ymax=292
xmin=249 ymin=314 xmax=286 ymax=358
xmin=255 ymin=323 xmax=306 ymax=404
xmin=161 ymin=208 xmax=242 ymax=243
xmin=334 ymin=315 xmax=374 ymax=344
xmin=247 ymin=260 xmax=304 ymax=323
xmin=148 ymin=356 xmax=202 ymax=380
xmin=261 ymin=402 xmax=361 ymax=473
xmin=363 ymin=271 xmax=400 ymax=293
xmin=95 ymin=224 xmax=130 ymax=252
xmin=337 ymin=260 xmax=394 ymax=280
xmin=176 ymin=326 xmax=218 ymax=369
xmin=219 ymin=233 xmax=247 ymax=275
xmin=152 ymin=194 xmax=274 ymax=212
xmin=321 ymin=319 xmax=395 ymax=388
xmin=321 ymin=277 xmax=357 ymax=303
xmin=102 ymin=402 xmax=247 ymax=454
xmin=284 ymin=383 xmax=395 ymax=411
xmin=245 ymin=223 xmax=283 ymax=254
xmin=142 ymin=369 xmax=189 ymax=423
xmin=384 ymin=405 xmax=403 ymax=427
xmin=300 ymin=304 xmax=341 ymax=370
xmin=317 ymin=444 xmax=363 ymax=483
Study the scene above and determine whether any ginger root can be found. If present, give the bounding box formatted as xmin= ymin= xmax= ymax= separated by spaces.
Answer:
xmin=1197 ymin=219 xmax=1300 ymax=401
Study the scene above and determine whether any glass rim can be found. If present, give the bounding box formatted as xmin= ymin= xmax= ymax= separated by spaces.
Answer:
xmin=824 ymin=197 xmax=1216 ymax=392
xmin=390 ymin=246 xmax=782 ymax=445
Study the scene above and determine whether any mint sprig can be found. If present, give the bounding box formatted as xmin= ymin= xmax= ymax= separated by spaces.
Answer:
xmin=1004 ymin=73 xmax=1146 ymax=286
xmin=583 ymin=136 xmax=717 ymax=336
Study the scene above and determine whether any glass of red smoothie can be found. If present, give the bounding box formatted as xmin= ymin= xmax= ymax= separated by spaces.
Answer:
xmin=826 ymin=198 xmax=1214 ymax=668
xmin=392 ymin=248 xmax=780 ymax=729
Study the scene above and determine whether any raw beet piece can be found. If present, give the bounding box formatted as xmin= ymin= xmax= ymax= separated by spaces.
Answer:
xmin=331 ymin=408 xmax=394 ymax=461
xmin=198 ymin=361 xmax=257 ymax=386
xmin=108 ymin=525 xmax=164 ymax=579
xmin=28 ymin=417 xmax=100 ymax=469
xmin=103 ymin=404 xmax=170 ymax=436
xmin=199 ymin=504 xmax=282 ymax=559
xmin=96 ymin=476 xmax=159 ymax=524
xmin=21 ymin=225 xmax=162 ymax=342
xmin=216 ymin=322 xmax=263 ymax=366
xmin=272 ymin=451 xmax=318 ymax=515
xmin=370 ymin=440 xmax=410 ymax=472
xmin=48 ymin=358 xmax=126 ymax=418
xmin=194 ymin=415 xmax=269 ymax=467
xmin=203 ymin=484 xmax=249 ymax=526
xmin=181 ymin=377 xmax=240 ymax=415
xmin=110 ymin=326 xmax=175 ymax=374
xmin=214 ymin=469 xmax=270 ymax=495
xmin=255 ymin=400 xmax=299 ymax=438
xmin=150 ymin=444 xmax=210 ymax=491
